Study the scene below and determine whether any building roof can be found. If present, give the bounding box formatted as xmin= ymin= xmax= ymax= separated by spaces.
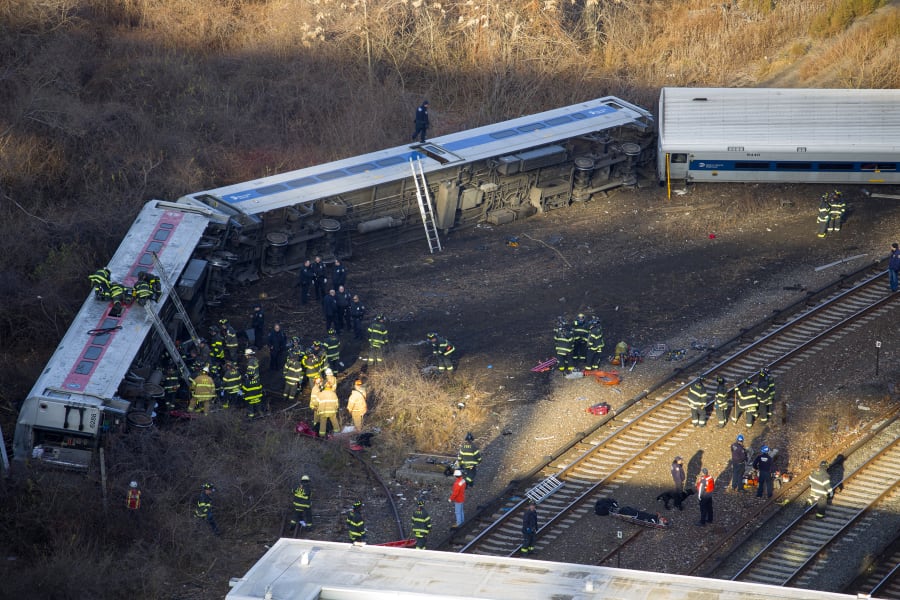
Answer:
xmin=658 ymin=87 xmax=900 ymax=153
xmin=226 ymin=539 xmax=861 ymax=600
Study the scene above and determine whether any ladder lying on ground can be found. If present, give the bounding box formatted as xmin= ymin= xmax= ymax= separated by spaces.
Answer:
xmin=410 ymin=158 xmax=442 ymax=254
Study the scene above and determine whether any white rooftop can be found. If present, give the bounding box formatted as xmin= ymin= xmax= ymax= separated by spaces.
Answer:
xmin=226 ymin=539 xmax=863 ymax=600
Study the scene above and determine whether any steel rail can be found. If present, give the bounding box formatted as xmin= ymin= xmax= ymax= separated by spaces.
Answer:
xmin=731 ymin=436 xmax=900 ymax=585
xmin=448 ymin=268 xmax=900 ymax=557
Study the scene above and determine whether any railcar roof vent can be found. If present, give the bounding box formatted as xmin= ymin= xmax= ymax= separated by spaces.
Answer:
xmin=692 ymin=97 xmax=708 ymax=101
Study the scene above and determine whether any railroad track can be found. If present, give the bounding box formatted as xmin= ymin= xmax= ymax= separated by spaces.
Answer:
xmin=731 ymin=436 xmax=900 ymax=587
xmin=441 ymin=266 xmax=900 ymax=557
xmin=847 ymin=534 xmax=900 ymax=598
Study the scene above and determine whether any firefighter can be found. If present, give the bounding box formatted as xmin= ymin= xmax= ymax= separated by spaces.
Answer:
xmin=553 ymin=319 xmax=574 ymax=372
xmin=457 ymin=432 xmax=482 ymax=488
xmin=733 ymin=376 xmax=758 ymax=428
xmin=220 ymin=361 xmax=241 ymax=409
xmin=323 ymin=328 xmax=343 ymax=371
xmin=220 ymin=318 xmax=239 ymax=360
xmin=188 ymin=366 xmax=216 ymax=414
xmin=302 ymin=342 xmax=325 ymax=384
xmin=346 ymin=500 xmax=366 ymax=544
xmin=133 ymin=271 xmax=155 ymax=305
xmin=520 ymin=501 xmax=538 ymax=554
xmin=88 ymin=267 xmax=112 ymax=300
xmin=714 ymin=376 xmax=730 ymax=428
xmin=195 ymin=483 xmax=220 ymax=535
xmin=828 ymin=190 xmax=845 ymax=232
xmin=346 ymin=378 xmax=368 ymax=432
xmin=756 ymin=367 xmax=775 ymax=423
xmin=290 ymin=475 xmax=313 ymax=530
xmin=315 ymin=379 xmax=340 ymax=437
xmin=242 ymin=372 xmax=264 ymax=419
xmin=426 ymin=332 xmax=456 ymax=372
xmin=323 ymin=367 xmax=337 ymax=392
xmin=108 ymin=280 xmax=128 ymax=316
xmin=752 ymin=445 xmax=774 ymax=499
xmin=126 ymin=481 xmax=141 ymax=514
xmin=364 ymin=315 xmax=389 ymax=364
xmin=209 ymin=326 xmax=226 ymax=364
xmin=282 ymin=349 xmax=304 ymax=402
xmin=411 ymin=498 xmax=432 ymax=549
xmin=687 ymin=376 xmax=708 ymax=427
xmin=244 ymin=348 xmax=260 ymax=381
xmin=808 ymin=460 xmax=833 ymax=518
xmin=162 ymin=364 xmax=181 ymax=412
xmin=816 ymin=193 xmax=830 ymax=238
xmin=585 ymin=317 xmax=605 ymax=370
xmin=730 ymin=434 xmax=748 ymax=492
xmin=571 ymin=313 xmax=589 ymax=366
xmin=613 ymin=340 xmax=629 ymax=367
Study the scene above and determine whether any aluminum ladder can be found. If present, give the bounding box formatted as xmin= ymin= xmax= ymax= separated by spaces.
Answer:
xmin=525 ymin=475 xmax=564 ymax=504
xmin=410 ymin=158 xmax=442 ymax=253
xmin=142 ymin=303 xmax=192 ymax=385
xmin=150 ymin=251 xmax=201 ymax=348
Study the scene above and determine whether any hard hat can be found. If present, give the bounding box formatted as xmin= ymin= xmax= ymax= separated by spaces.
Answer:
xmin=701 ymin=467 xmax=708 ymax=475
xmin=674 ymin=456 xmax=683 ymax=462
xmin=202 ymin=366 xmax=209 ymax=373
xmin=465 ymin=432 xmax=474 ymax=441
xmin=453 ymin=469 xmax=463 ymax=477
xmin=417 ymin=498 xmax=425 ymax=506
xmin=353 ymin=500 xmax=362 ymax=508
xmin=761 ymin=445 xmax=770 ymax=453
xmin=325 ymin=368 xmax=333 ymax=376
xmin=426 ymin=332 xmax=437 ymax=339
xmin=355 ymin=379 xmax=363 ymax=386
xmin=301 ymin=475 xmax=310 ymax=482
xmin=760 ymin=367 xmax=770 ymax=376
xmin=245 ymin=348 xmax=255 ymax=355
xmin=716 ymin=376 xmax=725 ymax=384
xmin=737 ymin=434 xmax=744 ymax=442
xmin=820 ymin=460 xmax=828 ymax=469
xmin=219 ymin=318 xmax=228 ymax=324
xmin=292 ymin=336 xmax=300 ymax=344
xmin=202 ymin=483 xmax=215 ymax=490
xmin=327 ymin=328 xmax=336 ymax=335
xmin=312 ymin=340 xmax=322 ymax=347
xmin=745 ymin=377 xmax=753 ymax=384
xmin=375 ymin=314 xmax=385 ymax=321
xmin=576 ymin=313 xmax=586 ymax=320
xmin=130 ymin=481 xmax=138 ymax=488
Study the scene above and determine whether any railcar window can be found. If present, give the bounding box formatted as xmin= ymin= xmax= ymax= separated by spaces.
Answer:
xmin=862 ymin=163 xmax=897 ymax=171
xmin=490 ymin=129 xmax=519 ymax=139
xmin=518 ymin=122 xmax=547 ymax=132
xmin=546 ymin=116 xmax=574 ymax=126
xmin=818 ymin=163 xmax=854 ymax=171
xmin=285 ymin=177 xmax=318 ymax=187
xmin=776 ymin=162 xmax=811 ymax=170
xmin=374 ymin=157 xmax=404 ymax=168
xmin=347 ymin=163 xmax=377 ymax=174
xmin=153 ymin=229 xmax=171 ymax=241
xmin=317 ymin=170 xmax=348 ymax=181
xmin=735 ymin=161 xmax=770 ymax=169
xmin=83 ymin=347 xmax=102 ymax=360
xmin=255 ymin=184 xmax=289 ymax=195
xmin=671 ymin=154 xmax=687 ymax=163
xmin=75 ymin=360 xmax=95 ymax=375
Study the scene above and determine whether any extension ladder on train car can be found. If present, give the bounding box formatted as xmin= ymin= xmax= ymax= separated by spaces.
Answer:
xmin=410 ymin=158 xmax=442 ymax=254
xmin=142 ymin=303 xmax=192 ymax=385
xmin=150 ymin=251 xmax=201 ymax=348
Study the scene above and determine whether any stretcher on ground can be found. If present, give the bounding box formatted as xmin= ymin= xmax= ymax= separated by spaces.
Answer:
xmin=609 ymin=506 xmax=670 ymax=529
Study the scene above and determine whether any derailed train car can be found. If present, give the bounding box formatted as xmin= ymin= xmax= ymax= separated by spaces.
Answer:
xmin=12 ymin=96 xmax=656 ymax=469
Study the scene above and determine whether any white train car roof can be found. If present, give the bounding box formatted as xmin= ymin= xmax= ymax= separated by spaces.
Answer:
xmin=180 ymin=96 xmax=653 ymax=216
xmin=25 ymin=201 xmax=210 ymax=406
xmin=659 ymin=87 xmax=900 ymax=153
xmin=226 ymin=539 xmax=866 ymax=600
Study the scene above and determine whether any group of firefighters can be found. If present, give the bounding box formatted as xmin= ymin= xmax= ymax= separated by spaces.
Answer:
xmin=552 ymin=313 xmax=606 ymax=372
xmin=687 ymin=367 xmax=776 ymax=429
xmin=816 ymin=190 xmax=846 ymax=238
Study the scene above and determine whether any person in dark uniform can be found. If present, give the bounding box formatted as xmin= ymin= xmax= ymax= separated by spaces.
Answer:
xmin=757 ymin=367 xmax=775 ymax=424
xmin=585 ymin=317 xmax=605 ymax=370
xmin=696 ymin=468 xmax=714 ymax=526
xmin=347 ymin=500 xmax=366 ymax=544
xmin=349 ymin=294 xmax=367 ymax=339
xmin=752 ymin=445 xmax=775 ymax=499
xmin=671 ymin=456 xmax=685 ymax=496
xmin=730 ymin=434 xmax=748 ymax=492
xmin=520 ymin=501 xmax=538 ymax=554
xmin=323 ymin=289 xmax=340 ymax=334
xmin=297 ymin=260 xmax=315 ymax=305
xmin=734 ymin=377 xmax=758 ymax=428
xmin=267 ymin=323 xmax=287 ymax=372
xmin=411 ymin=498 xmax=433 ymax=550
xmin=426 ymin=332 xmax=456 ymax=372
xmin=412 ymin=100 xmax=430 ymax=143
xmin=250 ymin=303 xmax=265 ymax=348
xmin=331 ymin=259 xmax=347 ymax=290
xmin=335 ymin=285 xmax=352 ymax=331
xmin=571 ymin=313 xmax=589 ymax=367
xmin=553 ymin=320 xmax=574 ymax=373
xmin=816 ymin=193 xmax=831 ymax=239
xmin=890 ymin=242 xmax=900 ymax=293
xmin=827 ymin=190 xmax=845 ymax=233
xmin=311 ymin=256 xmax=327 ymax=302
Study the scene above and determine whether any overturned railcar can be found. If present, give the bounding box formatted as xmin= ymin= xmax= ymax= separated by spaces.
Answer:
xmin=177 ymin=96 xmax=655 ymax=280
xmin=658 ymin=87 xmax=900 ymax=187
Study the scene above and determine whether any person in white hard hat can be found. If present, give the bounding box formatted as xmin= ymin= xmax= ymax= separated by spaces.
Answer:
xmin=449 ymin=469 xmax=467 ymax=529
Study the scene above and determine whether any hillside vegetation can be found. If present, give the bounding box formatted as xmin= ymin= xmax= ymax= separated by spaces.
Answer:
xmin=0 ymin=0 xmax=897 ymax=598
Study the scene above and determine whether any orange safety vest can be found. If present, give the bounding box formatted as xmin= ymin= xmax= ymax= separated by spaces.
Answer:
xmin=126 ymin=489 xmax=141 ymax=510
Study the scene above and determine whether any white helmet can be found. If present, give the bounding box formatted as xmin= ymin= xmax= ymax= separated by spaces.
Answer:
xmin=129 ymin=481 xmax=138 ymax=488
xmin=453 ymin=469 xmax=463 ymax=477
xmin=325 ymin=368 xmax=333 ymax=376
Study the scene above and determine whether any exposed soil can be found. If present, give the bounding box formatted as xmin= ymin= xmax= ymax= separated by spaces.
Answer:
xmin=233 ymin=181 xmax=900 ymax=577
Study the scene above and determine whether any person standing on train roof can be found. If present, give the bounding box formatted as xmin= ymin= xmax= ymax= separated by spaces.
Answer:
xmin=412 ymin=100 xmax=430 ymax=143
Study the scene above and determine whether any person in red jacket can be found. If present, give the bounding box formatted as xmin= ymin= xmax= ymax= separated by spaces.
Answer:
xmin=449 ymin=469 xmax=467 ymax=529
xmin=696 ymin=467 xmax=715 ymax=526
